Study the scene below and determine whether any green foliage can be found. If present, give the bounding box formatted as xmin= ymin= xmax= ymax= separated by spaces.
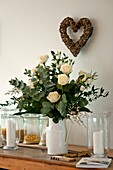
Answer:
xmin=0 ymin=51 xmax=109 ymax=123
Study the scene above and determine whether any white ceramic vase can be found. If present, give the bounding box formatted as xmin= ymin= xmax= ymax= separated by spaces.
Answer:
xmin=46 ymin=118 xmax=71 ymax=155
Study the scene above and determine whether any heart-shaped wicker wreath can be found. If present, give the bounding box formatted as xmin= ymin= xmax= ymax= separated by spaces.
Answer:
xmin=59 ymin=17 xmax=93 ymax=57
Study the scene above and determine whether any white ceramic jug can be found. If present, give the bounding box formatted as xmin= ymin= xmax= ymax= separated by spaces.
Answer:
xmin=46 ymin=118 xmax=71 ymax=155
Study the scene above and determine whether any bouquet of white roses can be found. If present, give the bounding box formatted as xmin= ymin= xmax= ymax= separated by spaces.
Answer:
xmin=0 ymin=51 xmax=109 ymax=123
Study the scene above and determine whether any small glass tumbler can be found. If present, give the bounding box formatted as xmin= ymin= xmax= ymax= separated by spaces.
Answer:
xmin=87 ymin=112 xmax=110 ymax=158
xmin=1 ymin=114 xmax=23 ymax=150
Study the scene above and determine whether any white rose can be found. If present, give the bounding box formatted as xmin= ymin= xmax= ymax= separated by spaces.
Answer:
xmin=38 ymin=55 xmax=49 ymax=64
xmin=80 ymin=85 xmax=85 ymax=91
xmin=78 ymin=70 xmax=88 ymax=81
xmin=60 ymin=63 xmax=72 ymax=74
xmin=28 ymin=80 xmax=35 ymax=89
xmin=58 ymin=74 xmax=69 ymax=85
xmin=39 ymin=80 xmax=43 ymax=84
xmin=47 ymin=91 xmax=61 ymax=103
xmin=31 ymin=68 xmax=37 ymax=75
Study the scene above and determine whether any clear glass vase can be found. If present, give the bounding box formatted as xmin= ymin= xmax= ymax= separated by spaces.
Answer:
xmin=87 ymin=112 xmax=111 ymax=158
xmin=23 ymin=114 xmax=40 ymax=144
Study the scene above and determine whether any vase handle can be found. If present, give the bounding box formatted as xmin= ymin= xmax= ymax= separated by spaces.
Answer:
xmin=65 ymin=119 xmax=72 ymax=145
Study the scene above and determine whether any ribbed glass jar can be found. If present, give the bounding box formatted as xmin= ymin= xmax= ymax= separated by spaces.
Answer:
xmin=23 ymin=114 xmax=40 ymax=144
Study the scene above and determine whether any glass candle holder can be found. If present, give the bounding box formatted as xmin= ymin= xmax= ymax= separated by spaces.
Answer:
xmin=87 ymin=112 xmax=110 ymax=158
xmin=23 ymin=114 xmax=40 ymax=144
xmin=1 ymin=114 xmax=23 ymax=150
xmin=39 ymin=115 xmax=48 ymax=146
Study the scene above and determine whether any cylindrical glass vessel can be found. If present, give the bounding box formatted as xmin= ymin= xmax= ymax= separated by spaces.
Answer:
xmin=87 ymin=112 xmax=110 ymax=158
xmin=23 ymin=114 xmax=40 ymax=144
xmin=39 ymin=115 xmax=48 ymax=146
xmin=1 ymin=114 xmax=23 ymax=150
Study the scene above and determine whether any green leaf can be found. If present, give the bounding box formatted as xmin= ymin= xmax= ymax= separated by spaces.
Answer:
xmin=47 ymin=112 xmax=55 ymax=118
xmin=79 ymin=97 xmax=88 ymax=107
xmin=56 ymin=84 xmax=63 ymax=90
xmin=63 ymin=80 xmax=75 ymax=92
xmin=24 ymin=69 xmax=32 ymax=77
xmin=79 ymin=107 xmax=91 ymax=112
xmin=9 ymin=78 xmax=27 ymax=91
xmin=41 ymin=101 xmax=54 ymax=115
xmin=56 ymin=94 xmax=67 ymax=117
xmin=103 ymin=92 xmax=109 ymax=97
xmin=32 ymin=91 xmax=45 ymax=101
xmin=53 ymin=117 xmax=59 ymax=123
xmin=44 ymin=81 xmax=55 ymax=91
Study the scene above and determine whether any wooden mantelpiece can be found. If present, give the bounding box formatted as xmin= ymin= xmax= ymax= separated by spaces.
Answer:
xmin=0 ymin=145 xmax=113 ymax=170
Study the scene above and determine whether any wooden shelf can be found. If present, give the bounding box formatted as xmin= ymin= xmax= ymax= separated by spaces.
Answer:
xmin=18 ymin=143 xmax=47 ymax=150
xmin=0 ymin=145 xmax=112 ymax=170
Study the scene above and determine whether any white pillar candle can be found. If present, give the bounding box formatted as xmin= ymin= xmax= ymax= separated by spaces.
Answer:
xmin=93 ymin=130 xmax=104 ymax=155
xmin=6 ymin=119 xmax=16 ymax=147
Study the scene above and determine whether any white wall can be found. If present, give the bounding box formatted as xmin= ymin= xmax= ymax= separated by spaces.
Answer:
xmin=0 ymin=0 xmax=113 ymax=148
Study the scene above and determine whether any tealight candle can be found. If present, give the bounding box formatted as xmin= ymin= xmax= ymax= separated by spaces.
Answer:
xmin=93 ymin=130 xmax=104 ymax=155
xmin=6 ymin=119 xmax=16 ymax=148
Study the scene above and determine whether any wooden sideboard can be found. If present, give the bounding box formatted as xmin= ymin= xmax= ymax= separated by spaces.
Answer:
xmin=0 ymin=145 xmax=113 ymax=170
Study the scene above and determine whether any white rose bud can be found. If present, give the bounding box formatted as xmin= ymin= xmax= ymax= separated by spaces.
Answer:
xmin=57 ymin=61 xmax=62 ymax=68
xmin=39 ymin=80 xmax=43 ymax=84
xmin=47 ymin=91 xmax=61 ymax=103
xmin=75 ymin=94 xmax=79 ymax=97
xmin=80 ymin=85 xmax=85 ymax=91
xmin=56 ymin=64 xmax=61 ymax=69
xmin=86 ymin=78 xmax=92 ymax=85
xmin=31 ymin=68 xmax=37 ymax=75
xmin=78 ymin=70 xmax=88 ymax=81
xmin=60 ymin=63 xmax=72 ymax=74
xmin=28 ymin=80 xmax=35 ymax=89
xmin=58 ymin=74 xmax=69 ymax=85
xmin=38 ymin=55 xmax=49 ymax=64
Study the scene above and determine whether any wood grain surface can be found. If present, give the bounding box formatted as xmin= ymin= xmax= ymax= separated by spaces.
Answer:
xmin=0 ymin=145 xmax=112 ymax=170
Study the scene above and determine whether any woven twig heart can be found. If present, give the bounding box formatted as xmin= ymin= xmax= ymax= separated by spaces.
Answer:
xmin=59 ymin=17 xmax=93 ymax=57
